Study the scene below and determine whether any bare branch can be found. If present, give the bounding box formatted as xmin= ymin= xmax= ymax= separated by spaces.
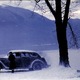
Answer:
xmin=63 ymin=0 xmax=70 ymax=27
xmin=45 ymin=0 xmax=56 ymax=18
xmin=35 ymin=0 xmax=40 ymax=3
xmin=68 ymin=21 xmax=79 ymax=48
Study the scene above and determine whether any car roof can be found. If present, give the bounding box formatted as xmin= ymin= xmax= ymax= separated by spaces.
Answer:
xmin=8 ymin=50 xmax=41 ymax=57
xmin=9 ymin=50 xmax=37 ymax=53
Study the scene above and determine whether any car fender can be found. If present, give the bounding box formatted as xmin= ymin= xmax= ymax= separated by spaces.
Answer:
xmin=29 ymin=59 xmax=45 ymax=69
xmin=0 ymin=60 xmax=9 ymax=69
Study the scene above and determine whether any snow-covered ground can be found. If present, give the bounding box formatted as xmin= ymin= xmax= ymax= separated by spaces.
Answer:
xmin=0 ymin=49 xmax=80 ymax=80
xmin=0 ymin=1 xmax=80 ymax=80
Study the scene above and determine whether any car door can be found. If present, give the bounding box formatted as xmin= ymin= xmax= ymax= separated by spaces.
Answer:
xmin=21 ymin=52 xmax=31 ymax=68
xmin=15 ymin=53 xmax=22 ymax=68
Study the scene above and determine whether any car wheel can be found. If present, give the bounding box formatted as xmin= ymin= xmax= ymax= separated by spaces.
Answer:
xmin=32 ymin=61 xmax=45 ymax=70
xmin=0 ymin=66 xmax=2 ymax=70
xmin=0 ymin=64 xmax=2 ymax=70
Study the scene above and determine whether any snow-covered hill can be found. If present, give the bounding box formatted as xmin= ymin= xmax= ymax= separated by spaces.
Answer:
xmin=0 ymin=5 xmax=80 ymax=54
xmin=67 ymin=19 xmax=80 ymax=48
xmin=0 ymin=5 xmax=58 ymax=54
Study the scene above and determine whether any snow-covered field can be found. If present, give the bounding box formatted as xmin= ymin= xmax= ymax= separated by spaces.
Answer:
xmin=0 ymin=1 xmax=80 ymax=80
xmin=0 ymin=49 xmax=80 ymax=80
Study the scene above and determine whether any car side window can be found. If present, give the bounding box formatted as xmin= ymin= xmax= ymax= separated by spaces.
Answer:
xmin=21 ymin=53 xmax=25 ymax=57
xmin=24 ymin=53 xmax=29 ymax=57
xmin=15 ymin=52 xmax=21 ymax=58
xmin=30 ymin=53 xmax=38 ymax=57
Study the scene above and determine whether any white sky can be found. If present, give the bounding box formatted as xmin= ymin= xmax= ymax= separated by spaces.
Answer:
xmin=0 ymin=0 xmax=80 ymax=20
xmin=0 ymin=1 xmax=55 ymax=20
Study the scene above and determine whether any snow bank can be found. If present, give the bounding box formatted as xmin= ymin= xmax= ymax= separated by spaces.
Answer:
xmin=42 ymin=49 xmax=80 ymax=70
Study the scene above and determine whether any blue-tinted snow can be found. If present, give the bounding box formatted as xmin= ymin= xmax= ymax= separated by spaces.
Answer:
xmin=0 ymin=6 xmax=57 ymax=54
xmin=0 ymin=6 xmax=80 ymax=54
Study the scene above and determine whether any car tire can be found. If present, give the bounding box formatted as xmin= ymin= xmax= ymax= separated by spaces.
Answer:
xmin=31 ymin=61 xmax=45 ymax=70
xmin=0 ymin=66 xmax=2 ymax=70
xmin=0 ymin=67 xmax=1 ymax=70
xmin=0 ymin=63 xmax=2 ymax=70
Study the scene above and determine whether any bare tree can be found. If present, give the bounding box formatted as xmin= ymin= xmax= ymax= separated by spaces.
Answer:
xmin=10 ymin=0 xmax=79 ymax=67
xmin=35 ymin=0 xmax=71 ymax=67
xmin=33 ymin=0 xmax=79 ymax=67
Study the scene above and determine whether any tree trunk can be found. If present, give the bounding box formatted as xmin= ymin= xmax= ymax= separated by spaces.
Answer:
xmin=55 ymin=0 xmax=70 ymax=67
xmin=45 ymin=0 xmax=70 ymax=67
xmin=56 ymin=20 xmax=70 ymax=67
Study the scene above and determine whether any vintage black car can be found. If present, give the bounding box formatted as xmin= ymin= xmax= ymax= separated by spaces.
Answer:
xmin=0 ymin=50 xmax=48 ymax=71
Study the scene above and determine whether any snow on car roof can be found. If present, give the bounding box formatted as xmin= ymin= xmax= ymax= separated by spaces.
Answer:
xmin=9 ymin=50 xmax=36 ymax=52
